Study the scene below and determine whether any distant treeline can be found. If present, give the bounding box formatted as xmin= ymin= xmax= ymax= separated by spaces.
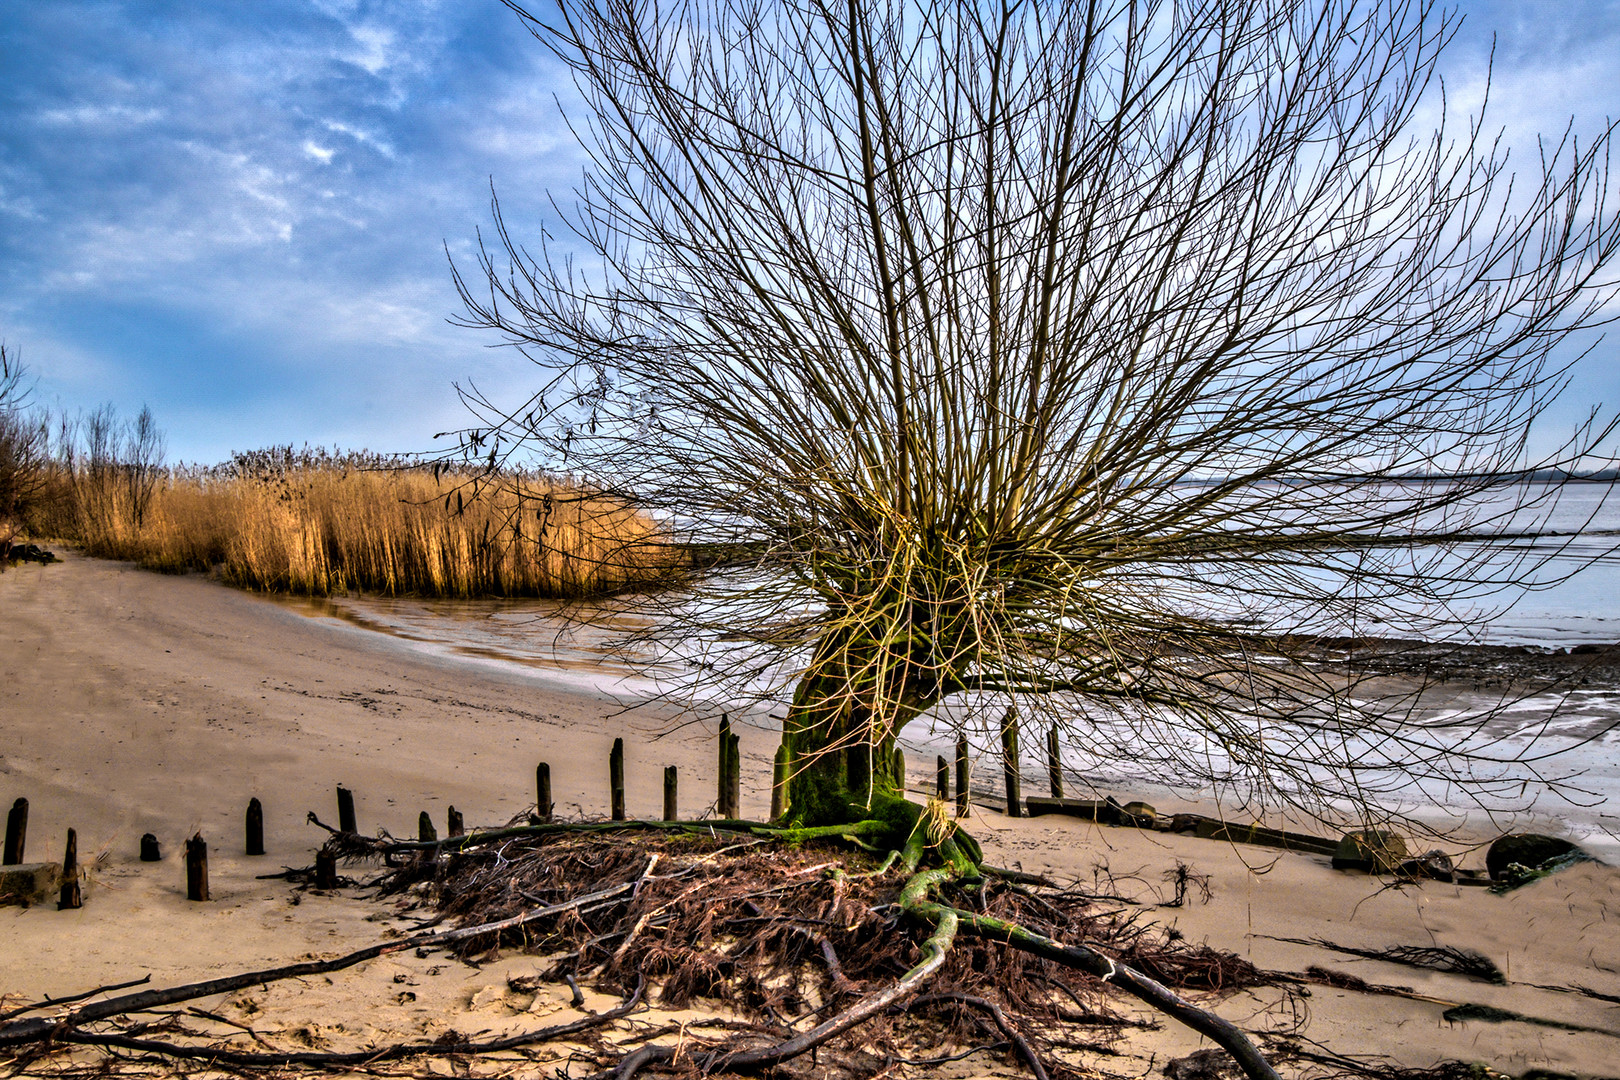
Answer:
xmin=5 ymin=403 xmax=674 ymax=599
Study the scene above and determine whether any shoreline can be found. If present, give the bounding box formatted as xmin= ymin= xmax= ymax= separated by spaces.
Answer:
xmin=4 ymin=553 xmax=1620 ymax=1076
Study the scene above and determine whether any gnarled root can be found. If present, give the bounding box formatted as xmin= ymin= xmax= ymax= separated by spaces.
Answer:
xmin=902 ymin=883 xmax=1282 ymax=1080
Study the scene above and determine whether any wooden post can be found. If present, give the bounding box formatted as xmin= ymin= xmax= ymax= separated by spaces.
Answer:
xmin=418 ymin=811 xmax=437 ymax=843
xmin=717 ymin=714 xmax=732 ymax=817
xmin=139 ymin=833 xmax=161 ymax=862
xmin=663 ymin=765 xmax=678 ymax=822
xmin=1046 ymin=725 xmax=1063 ymax=799
xmin=447 ymin=806 xmax=464 ymax=837
xmin=936 ymin=755 xmax=949 ymax=800
xmin=246 ymin=797 xmax=265 ymax=856
xmin=3 ymin=797 xmax=26 ymax=865
xmin=610 ymin=738 xmax=626 ymax=821
xmin=891 ymin=746 xmax=906 ymax=792
xmin=770 ymin=744 xmax=790 ymax=820
xmin=58 ymin=828 xmax=81 ymax=910
xmin=314 ymin=847 xmax=337 ymax=889
xmin=1000 ymin=707 xmax=1022 ymax=817
xmin=955 ymin=735 xmax=970 ymax=819
xmin=336 ymin=786 xmax=357 ymax=834
xmin=185 ymin=833 xmax=209 ymax=901
xmin=536 ymin=762 xmax=553 ymax=822
xmin=726 ymin=732 xmax=741 ymax=819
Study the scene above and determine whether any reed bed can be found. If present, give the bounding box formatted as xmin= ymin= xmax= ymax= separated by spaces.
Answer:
xmin=38 ymin=456 xmax=672 ymax=599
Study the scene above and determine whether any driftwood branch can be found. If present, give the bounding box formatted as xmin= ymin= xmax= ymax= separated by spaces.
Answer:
xmin=0 ymin=880 xmax=641 ymax=1049
xmin=0 ymin=975 xmax=152 ymax=1023
xmin=56 ymin=979 xmax=644 ymax=1068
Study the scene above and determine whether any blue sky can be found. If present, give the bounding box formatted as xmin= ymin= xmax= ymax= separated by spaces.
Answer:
xmin=1 ymin=1 xmax=1618 ymax=465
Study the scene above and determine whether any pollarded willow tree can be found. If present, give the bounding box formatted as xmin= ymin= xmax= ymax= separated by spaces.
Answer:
xmin=455 ymin=0 xmax=1619 ymax=835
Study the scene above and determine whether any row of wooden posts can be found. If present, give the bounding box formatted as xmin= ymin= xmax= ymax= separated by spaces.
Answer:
xmin=2 ymin=712 xmax=1063 ymax=908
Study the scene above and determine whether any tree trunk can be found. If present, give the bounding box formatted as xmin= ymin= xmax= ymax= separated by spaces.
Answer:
xmin=782 ymin=627 xmax=935 ymax=827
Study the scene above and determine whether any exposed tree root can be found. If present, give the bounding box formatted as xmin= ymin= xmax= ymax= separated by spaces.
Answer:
xmin=3 ymin=819 xmax=1291 ymax=1080
xmin=903 ymin=992 xmax=1050 ymax=1080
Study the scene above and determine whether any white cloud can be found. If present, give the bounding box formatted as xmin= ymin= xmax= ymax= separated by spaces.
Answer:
xmin=324 ymin=119 xmax=395 ymax=158
xmin=303 ymin=140 xmax=336 ymax=163
xmin=37 ymin=103 xmax=164 ymax=127
xmin=347 ymin=24 xmax=396 ymax=76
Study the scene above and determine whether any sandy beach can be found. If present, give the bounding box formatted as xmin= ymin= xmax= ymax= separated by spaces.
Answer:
xmin=3 ymin=553 xmax=1619 ymax=1077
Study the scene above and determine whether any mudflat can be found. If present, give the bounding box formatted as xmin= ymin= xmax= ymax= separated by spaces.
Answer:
xmin=2 ymin=553 xmax=1617 ymax=1076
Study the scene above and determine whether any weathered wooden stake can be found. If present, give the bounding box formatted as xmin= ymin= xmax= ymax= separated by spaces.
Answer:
xmin=245 ymin=797 xmax=265 ymax=856
xmin=610 ymin=738 xmax=626 ymax=821
xmin=936 ymin=755 xmax=950 ymax=800
xmin=185 ymin=833 xmax=209 ymax=901
xmin=3 ymin=797 xmax=27 ymax=865
xmin=1000 ymin=707 xmax=1022 ymax=817
xmin=58 ymin=828 xmax=81 ymax=910
xmin=418 ymin=811 xmax=436 ymax=843
xmin=536 ymin=762 xmax=553 ymax=822
xmin=314 ymin=847 xmax=337 ymax=889
xmin=1046 ymin=725 xmax=1064 ymax=799
xmin=725 ymin=733 xmax=741 ymax=819
xmin=891 ymin=746 xmax=906 ymax=792
xmin=955 ymin=735 xmax=970 ymax=819
xmin=447 ymin=806 xmax=464 ymax=837
xmin=139 ymin=833 xmax=161 ymax=862
xmin=717 ymin=714 xmax=732 ymax=817
xmin=336 ymin=786 xmax=357 ymax=834
xmin=770 ymin=744 xmax=790 ymax=820
xmin=663 ymin=766 xmax=678 ymax=822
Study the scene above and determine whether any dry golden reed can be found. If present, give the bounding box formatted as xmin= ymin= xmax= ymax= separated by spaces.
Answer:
xmin=58 ymin=464 xmax=669 ymax=599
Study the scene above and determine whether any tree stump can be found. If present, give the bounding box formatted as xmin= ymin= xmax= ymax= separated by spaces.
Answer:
xmin=4 ymin=797 xmax=27 ymax=865
xmin=185 ymin=834 xmax=209 ymax=902
xmin=610 ymin=738 xmax=627 ymax=821
xmin=1000 ymin=707 xmax=1022 ymax=817
xmin=246 ymin=797 xmax=265 ymax=856
xmin=336 ymin=786 xmax=357 ymax=834
xmin=314 ymin=847 xmax=337 ymax=890
xmin=955 ymin=735 xmax=970 ymax=818
xmin=57 ymin=828 xmax=81 ymax=910
xmin=536 ymin=762 xmax=553 ymax=822
xmin=1046 ymin=725 xmax=1063 ymax=799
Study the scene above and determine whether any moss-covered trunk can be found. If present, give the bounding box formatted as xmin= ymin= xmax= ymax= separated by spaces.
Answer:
xmin=780 ymin=624 xmax=936 ymax=828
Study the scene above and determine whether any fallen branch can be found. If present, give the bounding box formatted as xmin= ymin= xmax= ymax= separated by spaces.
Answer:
xmin=0 ymin=879 xmax=642 ymax=1048
xmin=59 ymin=978 xmax=644 ymax=1067
xmin=0 ymin=976 xmax=152 ymax=1023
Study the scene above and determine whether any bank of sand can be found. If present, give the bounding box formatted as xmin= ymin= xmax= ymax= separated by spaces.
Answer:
xmin=2 ymin=553 xmax=1618 ymax=1076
